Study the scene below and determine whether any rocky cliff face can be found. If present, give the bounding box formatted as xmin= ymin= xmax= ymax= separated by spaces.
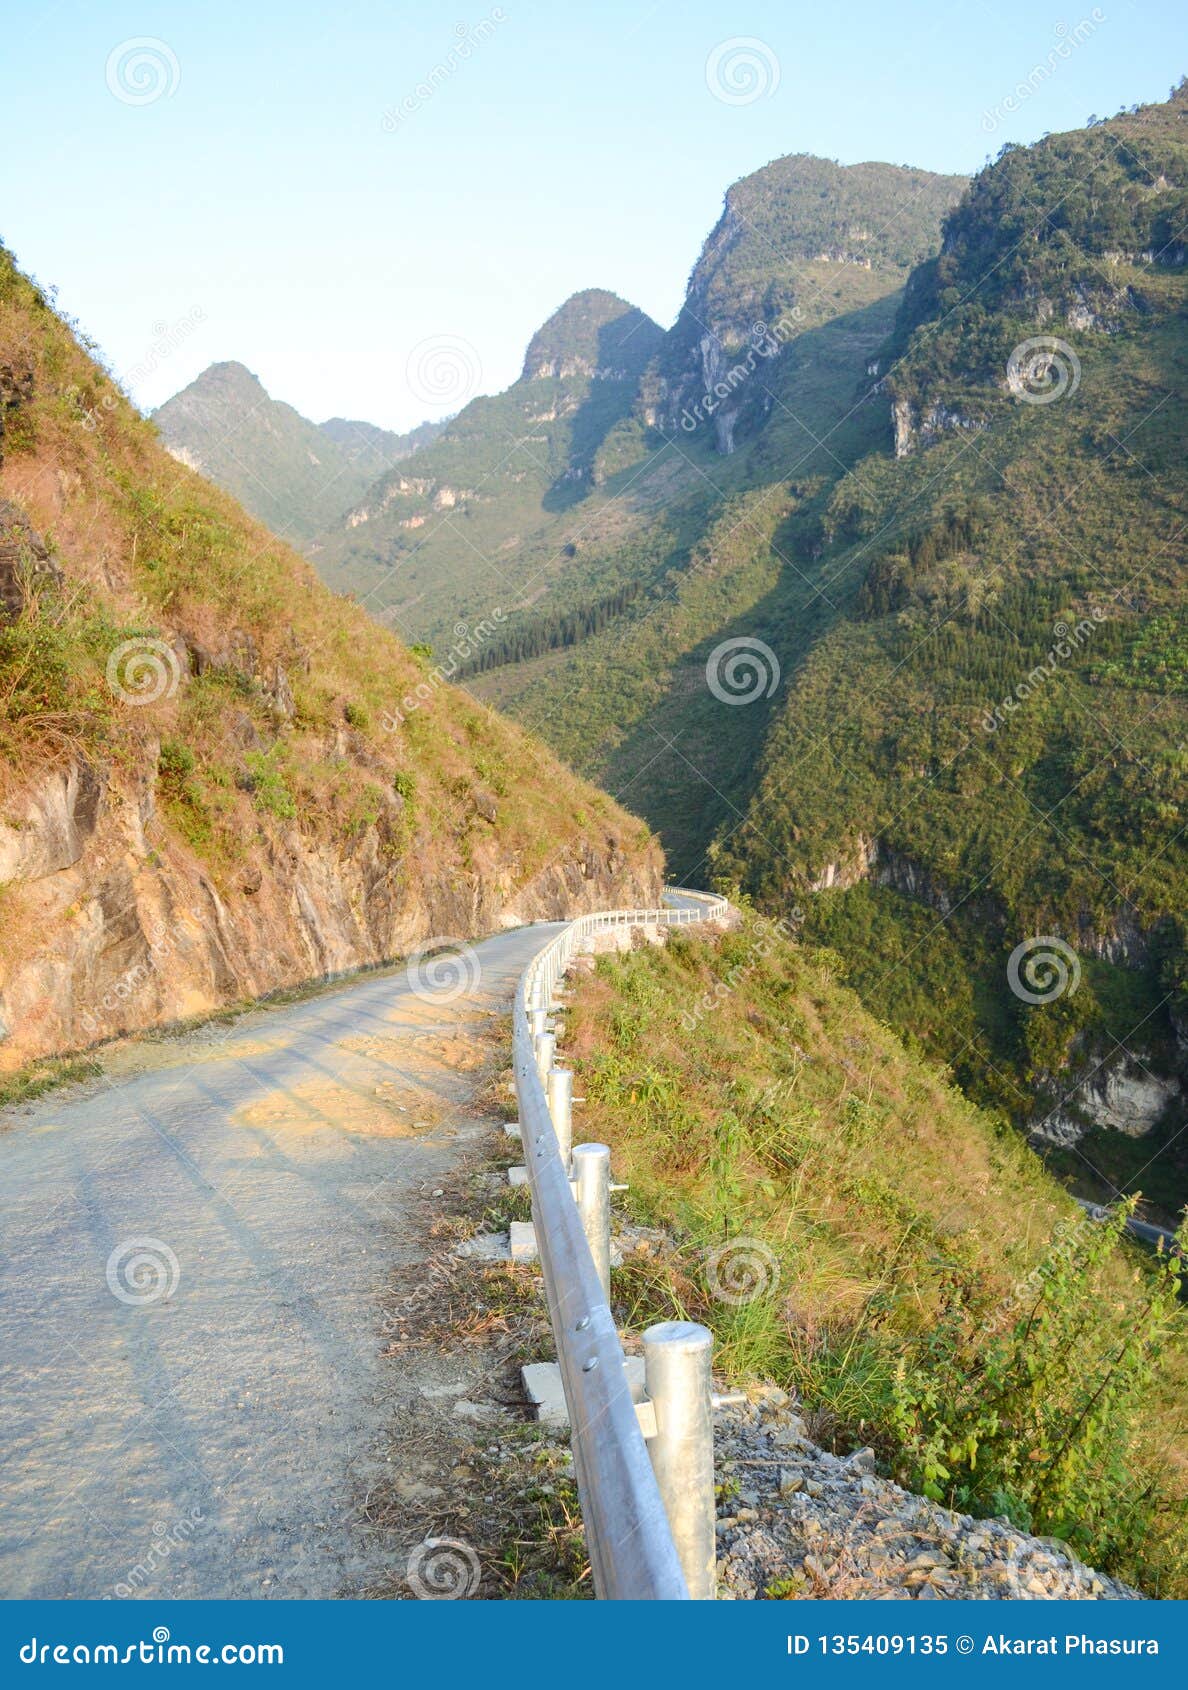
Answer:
xmin=802 ymin=832 xmax=1184 ymax=1152
xmin=641 ymin=155 xmax=966 ymax=454
xmin=891 ymin=397 xmax=983 ymax=457
xmin=0 ymin=499 xmax=664 ymax=1071
xmin=1030 ymin=1056 xmax=1181 ymax=1148
xmin=0 ymin=745 xmax=659 ymax=1069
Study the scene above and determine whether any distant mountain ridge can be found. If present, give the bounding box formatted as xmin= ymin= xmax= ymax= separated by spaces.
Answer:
xmin=313 ymin=288 xmax=667 ymax=642
xmin=640 ymin=154 xmax=966 ymax=452
xmin=152 ymin=361 xmax=443 ymax=544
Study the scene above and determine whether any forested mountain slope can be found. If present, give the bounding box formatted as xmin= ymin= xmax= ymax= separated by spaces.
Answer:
xmin=463 ymin=157 xmax=965 ymax=842
xmin=475 ymin=91 xmax=1188 ymax=1221
xmin=153 ymin=361 xmax=442 ymax=544
xmin=311 ymin=289 xmax=667 ymax=647
xmin=710 ymin=89 xmax=1188 ymax=1214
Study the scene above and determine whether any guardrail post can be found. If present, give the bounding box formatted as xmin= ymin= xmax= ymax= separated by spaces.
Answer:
xmin=571 ymin=1142 xmax=611 ymax=1298
xmin=546 ymin=1065 xmax=573 ymax=1166
xmin=529 ymin=1006 xmax=548 ymax=1039
xmin=534 ymin=1030 xmax=555 ymax=1079
xmin=641 ymin=1321 xmax=716 ymax=1600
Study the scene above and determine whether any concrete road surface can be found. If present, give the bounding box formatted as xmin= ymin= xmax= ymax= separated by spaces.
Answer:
xmin=0 ymin=924 xmax=557 ymax=1599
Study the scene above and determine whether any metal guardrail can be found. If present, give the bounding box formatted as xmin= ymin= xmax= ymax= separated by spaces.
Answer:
xmin=512 ymin=888 xmax=730 ymax=1601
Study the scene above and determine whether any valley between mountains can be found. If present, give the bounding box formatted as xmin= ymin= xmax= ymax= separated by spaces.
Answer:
xmin=1 ymin=81 xmax=1185 ymax=1601
xmin=159 ymin=93 xmax=1188 ymax=1237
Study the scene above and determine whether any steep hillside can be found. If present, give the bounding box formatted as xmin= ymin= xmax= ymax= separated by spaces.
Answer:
xmin=153 ymin=361 xmax=442 ymax=544
xmin=569 ymin=919 xmax=1186 ymax=1595
xmin=640 ymin=154 xmax=965 ymax=453
xmin=711 ymin=89 xmax=1188 ymax=1215
xmin=0 ymin=248 xmax=662 ymax=1071
xmin=469 ymin=156 xmax=965 ymax=859
xmin=313 ymin=288 xmax=667 ymax=647
xmin=464 ymin=97 xmax=1188 ymax=1223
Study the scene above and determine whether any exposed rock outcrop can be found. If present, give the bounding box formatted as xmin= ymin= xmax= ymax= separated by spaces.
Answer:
xmin=0 ymin=501 xmax=62 ymax=620
xmin=0 ymin=750 xmax=662 ymax=1069
xmin=892 ymin=397 xmax=984 ymax=458
xmin=1030 ymin=1054 xmax=1181 ymax=1148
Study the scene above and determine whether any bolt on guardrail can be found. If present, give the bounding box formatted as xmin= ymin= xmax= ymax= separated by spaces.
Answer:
xmin=511 ymin=889 xmax=732 ymax=1600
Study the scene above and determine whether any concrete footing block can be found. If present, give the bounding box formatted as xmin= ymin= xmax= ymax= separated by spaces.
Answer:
xmin=522 ymin=1362 xmax=567 ymax=1427
xmin=507 ymin=1165 xmax=529 ymax=1187
xmin=521 ymin=1356 xmax=646 ymax=1429
xmin=503 ymin=1122 xmax=522 ymax=1140
xmin=509 ymin=1220 xmax=538 ymax=1262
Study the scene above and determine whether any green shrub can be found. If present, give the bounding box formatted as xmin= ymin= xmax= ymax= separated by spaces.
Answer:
xmin=242 ymin=750 xmax=297 ymax=820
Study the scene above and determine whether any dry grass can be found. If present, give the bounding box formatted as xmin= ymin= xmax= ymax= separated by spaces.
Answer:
xmin=566 ymin=917 xmax=1187 ymax=1594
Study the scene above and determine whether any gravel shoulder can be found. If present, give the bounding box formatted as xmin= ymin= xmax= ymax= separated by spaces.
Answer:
xmin=712 ymin=1390 xmax=1138 ymax=1601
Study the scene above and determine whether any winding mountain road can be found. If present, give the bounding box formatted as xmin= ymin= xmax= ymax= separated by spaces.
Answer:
xmin=0 ymin=923 xmax=559 ymax=1600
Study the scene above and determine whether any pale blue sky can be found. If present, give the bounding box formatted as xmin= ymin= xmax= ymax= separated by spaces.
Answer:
xmin=0 ymin=0 xmax=1178 ymax=428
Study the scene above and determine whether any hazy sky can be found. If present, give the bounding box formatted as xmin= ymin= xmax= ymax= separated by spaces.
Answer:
xmin=1 ymin=0 xmax=1178 ymax=428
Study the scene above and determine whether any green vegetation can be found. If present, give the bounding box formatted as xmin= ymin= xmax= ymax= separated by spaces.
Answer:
xmin=152 ymin=361 xmax=442 ymax=544
xmin=709 ymin=91 xmax=1188 ymax=1217
xmin=646 ymin=155 xmax=965 ymax=453
xmin=0 ymin=1055 xmax=103 ymax=1111
xmin=461 ymin=581 xmax=643 ymax=674
xmin=570 ymin=920 xmax=1187 ymax=1595
xmin=0 ymin=236 xmax=660 ymax=1065
xmin=242 ymin=750 xmax=297 ymax=819
xmin=404 ymin=102 xmax=1188 ymax=1220
xmin=314 ymin=289 xmax=666 ymax=647
xmin=0 ymin=566 xmax=128 ymax=761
